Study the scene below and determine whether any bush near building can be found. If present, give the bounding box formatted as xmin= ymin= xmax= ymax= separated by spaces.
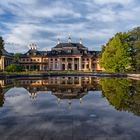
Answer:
xmin=6 ymin=64 xmax=23 ymax=72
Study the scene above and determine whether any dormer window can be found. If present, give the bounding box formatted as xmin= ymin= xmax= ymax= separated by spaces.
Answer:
xmin=27 ymin=53 xmax=30 ymax=56
xmin=68 ymin=50 xmax=71 ymax=53
xmin=84 ymin=51 xmax=87 ymax=54
xmin=33 ymin=52 xmax=36 ymax=55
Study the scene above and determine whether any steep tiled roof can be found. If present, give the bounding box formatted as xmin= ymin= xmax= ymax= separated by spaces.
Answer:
xmin=47 ymin=49 xmax=82 ymax=57
xmin=20 ymin=43 xmax=101 ymax=57
xmin=21 ymin=49 xmax=48 ymax=57
xmin=2 ymin=49 xmax=13 ymax=57
xmin=53 ymin=43 xmax=87 ymax=50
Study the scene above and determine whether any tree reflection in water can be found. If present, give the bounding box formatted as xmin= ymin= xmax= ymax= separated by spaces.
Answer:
xmin=100 ymin=78 xmax=140 ymax=116
xmin=0 ymin=85 xmax=4 ymax=107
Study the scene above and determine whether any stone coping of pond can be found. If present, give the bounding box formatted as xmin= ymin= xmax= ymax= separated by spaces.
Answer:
xmin=127 ymin=74 xmax=140 ymax=77
xmin=0 ymin=72 xmax=128 ymax=78
xmin=127 ymin=74 xmax=140 ymax=80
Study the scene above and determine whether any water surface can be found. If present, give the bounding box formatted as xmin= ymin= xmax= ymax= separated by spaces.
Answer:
xmin=0 ymin=76 xmax=140 ymax=140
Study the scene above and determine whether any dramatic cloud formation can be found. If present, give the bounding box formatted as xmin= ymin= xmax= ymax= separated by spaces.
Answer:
xmin=0 ymin=0 xmax=140 ymax=52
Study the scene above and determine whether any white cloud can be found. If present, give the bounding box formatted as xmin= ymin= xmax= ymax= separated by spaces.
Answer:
xmin=93 ymin=0 xmax=133 ymax=5
xmin=0 ymin=0 xmax=140 ymax=52
xmin=0 ymin=0 xmax=81 ymax=18
xmin=0 ymin=8 xmax=4 ymax=15
xmin=87 ymin=7 xmax=116 ymax=22
xmin=4 ymin=24 xmax=36 ymax=44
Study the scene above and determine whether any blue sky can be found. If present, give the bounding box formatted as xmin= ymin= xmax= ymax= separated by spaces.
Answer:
xmin=0 ymin=0 xmax=140 ymax=52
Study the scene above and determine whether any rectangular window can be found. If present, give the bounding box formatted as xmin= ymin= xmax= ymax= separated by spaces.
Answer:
xmin=55 ymin=63 xmax=58 ymax=69
xmin=68 ymin=50 xmax=71 ymax=53
xmin=50 ymin=64 xmax=53 ymax=69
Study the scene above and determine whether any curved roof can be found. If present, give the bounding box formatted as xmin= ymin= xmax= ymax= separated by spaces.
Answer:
xmin=2 ymin=49 xmax=13 ymax=57
xmin=53 ymin=43 xmax=88 ymax=50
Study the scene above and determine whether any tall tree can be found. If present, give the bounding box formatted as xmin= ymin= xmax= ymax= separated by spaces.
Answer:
xmin=100 ymin=32 xmax=131 ymax=72
xmin=128 ymin=27 xmax=140 ymax=72
xmin=0 ymin=37 xmax=4 ymax=58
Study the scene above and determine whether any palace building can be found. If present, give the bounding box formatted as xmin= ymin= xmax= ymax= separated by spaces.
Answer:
xmin=0 ymin=49 xmax=13 ymax=71
xmin=20 ymin=37 xmax=103 ymax=71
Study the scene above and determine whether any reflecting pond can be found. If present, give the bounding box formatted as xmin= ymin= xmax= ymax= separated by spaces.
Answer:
xmin=0 ymin=76 xmax=140 ymax=140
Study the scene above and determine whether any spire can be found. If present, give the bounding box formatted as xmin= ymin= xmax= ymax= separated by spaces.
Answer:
xmin=57 ymin=38 xmax=60 ymax=44
xmin=57 ymin=98 xmax=61 ymax=105
xmin=34 ymin=43 xmax=37 ymax=50
xmin=28 ymin=44 xmax=32 ymax=49
xmin=79 ymin=38 xmax=82 ymax=44
xmin=28 ymin=43 xmax=37 ymax=50
xmin=68 ymin=99 xmax=72 ymax=110
xmin=80 ymin=98 xmax=82 ymax=104
xmin=68 ymin=34 xmax=72 ymax=43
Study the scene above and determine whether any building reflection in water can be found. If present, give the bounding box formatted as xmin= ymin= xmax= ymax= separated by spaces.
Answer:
xmin=0 ymin=77 xmax=100 ymax=108
xmin=18 ymin=77 xmax=100 ymax=109
xmin=0 ymin=77 xmax=140 ymax=116
xmin=0 ymin=79 xmax=14 ymax=107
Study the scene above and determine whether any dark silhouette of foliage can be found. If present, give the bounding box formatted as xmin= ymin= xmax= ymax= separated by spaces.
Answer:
xmin=0 ymin=36 xmax=4 ymax=58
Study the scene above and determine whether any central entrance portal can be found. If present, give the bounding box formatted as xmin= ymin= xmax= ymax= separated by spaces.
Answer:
xmin=62 ymin=64 xmax=65 ymax=70
xmin=68 ymin=63 xmax=72 ymax=70
xmin=74 ymin=64 xmax=78 ymax=70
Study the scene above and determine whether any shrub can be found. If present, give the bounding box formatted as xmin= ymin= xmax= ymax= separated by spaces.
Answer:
xmin=6 ymin=64 xmax=23 ymax=72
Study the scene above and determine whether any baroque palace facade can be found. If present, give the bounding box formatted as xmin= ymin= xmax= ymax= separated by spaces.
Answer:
xmin=0 ymin=37 xmax=103 ymax=71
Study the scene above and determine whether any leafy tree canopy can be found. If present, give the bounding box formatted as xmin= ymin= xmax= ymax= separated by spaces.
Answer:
xmin=100 ymin=32 xmax=131 ymax=72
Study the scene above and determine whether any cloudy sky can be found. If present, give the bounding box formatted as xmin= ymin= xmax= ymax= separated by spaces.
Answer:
xmin=0 ymin=0 xmax=140 ymax=52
